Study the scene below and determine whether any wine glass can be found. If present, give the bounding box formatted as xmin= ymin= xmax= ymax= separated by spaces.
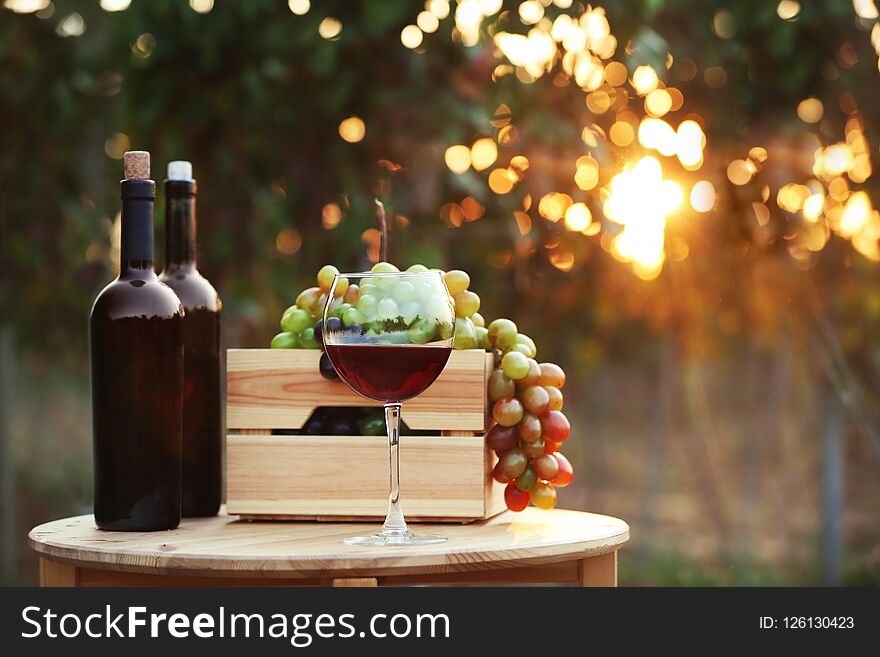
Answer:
xmin=322 ymin=270 xmax=455 ymax=546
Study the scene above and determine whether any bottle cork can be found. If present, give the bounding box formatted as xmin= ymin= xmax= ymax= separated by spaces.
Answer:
xmin=124 ymin=151 xmax=150 ymax=180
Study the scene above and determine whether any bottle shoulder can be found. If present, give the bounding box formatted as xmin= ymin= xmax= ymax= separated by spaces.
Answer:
xmin=159 ymin=267 xmax=222 ymax=312
xmin=91 ymin=275 xmax=184 ymax=321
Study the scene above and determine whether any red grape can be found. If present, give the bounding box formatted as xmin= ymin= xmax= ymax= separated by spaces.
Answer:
xmin=545 ymin=386 xmax=563 ymax=411
xmin=504 ymin=482 xmax=530 ymax=512
xmin=493 ymin=396 xmax=524 ymax=426
xmin=533 ymin=453 xmax=560 ymax=481
xmin=499 ymin=448 xmax=528 ymax=479
xmin=522 ymin=437 xmax=545 ymax=458
xmin=517 ymin=413 xmax=543 ymax=443
xmin=538 ymin=362 xmax=566 ymax=389
xmin=521 ymin=385 xmax=550 ymax=415
xmin=543 ymin=439 xmax=562 ymax=455
xmin=540 ymin=410 xmax=570 ymax=442
xmin=530 ymin=482 xmax=557 ymax=509
xmin=493 ymin=461 xmax=511 ymax=484
xmin=487 ymin=424 xmax=519 ymax=455
xmin=514 ymin=465 xmax=537 ymax=491
xmin=516 ymin=359 xmax=542 ymax=388
xmin=552 ymin=453 xmax=573 ymax=487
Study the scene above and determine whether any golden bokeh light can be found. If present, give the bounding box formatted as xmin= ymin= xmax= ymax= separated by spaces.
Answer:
xmin=574 ymin=154 xmax=600 ymax=190
xmin=276 ymin=228 xmax=302 ymax=256
xmin=417 ymin=11 xmax=439 ymax=33
xmin=645 ymin=89 xmax=672 ymax=116
xmin=338 ymin=116 xmax=365 ymax=143
xmin=488 ymin=168 xmax=516 ymax=194
xmin=564 ymin=202 xmax=592 ymax=231
xmin=318 ymin=17 xmax=342 ymax=39
xmin=689 ymin=180 xmax=716 ymax=212
xmin=470 ymin=138 xmax=498 ymax=171
xmin=610 ymin=121 xmax=635 ymax=146
xmin=727 ymin=159 xmax=754 ymax=185
xmin=777 ymin=0 xmax=801 ymax=20
xmin=444 ymin=145 xmax=472 ymax=174
xmin=632 ymin=65 xmax=659 ymax=94
xmin=797 ymin=97 xmax=824 ymax=123
xmin=321 ymin=203 xmax=342 ymax=229
xmin=604 ymin=61 xmax=628 ymax=86
xmin=287 ymin=0 xmax=309 ymax=15
xmin=401 ymin=24 xmax=423 ymax=49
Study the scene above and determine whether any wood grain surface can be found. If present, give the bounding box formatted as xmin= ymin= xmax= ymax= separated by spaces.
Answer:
xmin=227 ymin=348 xmax=493 ymax=431
xmin=29 ymin=508 xmax=629 ymax=580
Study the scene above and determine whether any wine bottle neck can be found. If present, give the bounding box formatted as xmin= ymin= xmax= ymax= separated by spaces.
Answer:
xmin=164 ymin=180 xmax=197 ymax=268
xmin=120 ymin=179 xmax=156 ymax=275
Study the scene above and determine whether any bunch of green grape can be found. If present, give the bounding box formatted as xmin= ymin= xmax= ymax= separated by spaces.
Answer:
xmin=272 ymin=262 xmax=574 ymax=512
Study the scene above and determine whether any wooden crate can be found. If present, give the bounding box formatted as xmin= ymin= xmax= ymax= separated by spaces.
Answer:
xmin=226 ymin=348 xmax=506 ymax=522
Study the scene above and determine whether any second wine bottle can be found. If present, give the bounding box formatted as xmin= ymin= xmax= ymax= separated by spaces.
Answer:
xmin=160 ymin=160 xmax=223 ymax=517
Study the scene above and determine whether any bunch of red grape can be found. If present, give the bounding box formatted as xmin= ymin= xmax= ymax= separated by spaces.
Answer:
xmin=273 ymin=263 xmax=574 ymax=511
xmin=441 ymin=268 xmax=573 ymax=512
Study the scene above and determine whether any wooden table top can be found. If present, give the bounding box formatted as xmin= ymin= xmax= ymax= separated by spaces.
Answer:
xmin=29 ymin=508 xmax=629 ymax=580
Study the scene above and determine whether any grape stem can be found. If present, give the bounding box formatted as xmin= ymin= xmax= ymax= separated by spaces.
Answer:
xmin=375 ymin=198 xmax=387 ymax=262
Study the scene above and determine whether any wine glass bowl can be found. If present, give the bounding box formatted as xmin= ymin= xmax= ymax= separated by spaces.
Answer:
xmin=322 ymin=270 xmax=455 ymax=546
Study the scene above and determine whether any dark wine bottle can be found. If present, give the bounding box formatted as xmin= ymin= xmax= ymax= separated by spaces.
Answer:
xmin=90 ymin=151 xmax=184 ymax=531
xmin=160 ymin=160 xmax=223 ymax=517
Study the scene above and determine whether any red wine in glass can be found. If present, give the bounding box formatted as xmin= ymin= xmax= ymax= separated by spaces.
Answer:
xmin=324 ymin=343 xmax=451 ymax=402
xmin=323 ymin=270 xmax=456 ymax=547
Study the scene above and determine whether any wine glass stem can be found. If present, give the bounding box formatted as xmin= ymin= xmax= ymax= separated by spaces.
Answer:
xmin=382 ymin=402 xmax=408 ymax=535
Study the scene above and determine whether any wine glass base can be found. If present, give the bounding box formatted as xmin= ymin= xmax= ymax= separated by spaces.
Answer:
xmin=343 ymin=530 xmax=447 ymax=547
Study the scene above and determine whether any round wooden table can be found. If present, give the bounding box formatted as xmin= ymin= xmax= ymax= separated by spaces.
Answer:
xmin=29 ymin=508 xmax=629 ymax=587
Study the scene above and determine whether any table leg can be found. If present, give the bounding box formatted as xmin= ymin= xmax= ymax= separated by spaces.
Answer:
xmin=578 ymin=551 xmax=618 ymax=587
xmin=39 ymin=558 xmax=78 ymax=587
xmin=332 ymin=577 xmax=378 ymax=587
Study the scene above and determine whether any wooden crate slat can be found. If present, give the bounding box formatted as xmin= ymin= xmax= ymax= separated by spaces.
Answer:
xmin=227 ymin=349 xmax=492 ymax=431
xmin=226 ymin=434 xmax=497 ymax=520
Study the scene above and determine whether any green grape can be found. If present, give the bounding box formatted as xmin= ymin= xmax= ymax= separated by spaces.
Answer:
xmin=413 ymin=279 xmax=433 ymax=300
xmin=514 ymin=465 xmax=537 ymax=492
xmin=359 ymin=282 xmax=380 ymax=299
xmin=406 ymin=264 xmax=429 ymax=272
xmin=517 ymin=412 xmax=543 ymax=443
xmin=408 ymin=318 xmax=436 ymax=344
xmin=424 ymin=294 xmax=452 ymax=320
xmin=359 ymin=413 xmax=387 ymax=436
xmin=522 ymin=437 xmax=545 ymax=458
xmin=530 ymin=482 xmax=557 ymax=509
xmin=515 ymin=333 xmax=537 ymax=358
xmin=488 ymin=369 xmax=515 ymax=401
xmin=505 ymin=343 xmax=531 ymax=357
xmin=296 ymin=287 xmax=322 ymax=314
xmin=371 ymin=261 xmax=400 ymax=273
xmin=342 ymin=306 xmax=364 ymax=327
xmin=391 ymin=281 xmax=416 ymax=304
xmin=377 ymin=297 xmax=399 ymax=320
xmin=454 ymin=290 xmax=481 ymax=318
xmin=443 ymin=269 xmax=470 ymax=296
xmin=400 ymin=301 xmax=420 ymax=324
xmin=437 ymin=320 xmax=454 ymax=340
xmin=499 ymin=448 xmax=528 ymax=479
xmin=333 ymin=302 xmax=352 ymax=318
xmin=475 ymin=326 xmax=491 ymax=349
xmin=471 ymin=312 xmax=486 ymax=328
xmin=299 ymin=327 xmax=320 ymax=349
xmin=501 ymin=351 xmax=530 ymax=380
xmin=343 ymin=283 xmax=360 ymax=305
xmin=487 ymin=318 xmax=518 ymax=349
xmin=325 ymin=296 xmax=344 ymax=317
xmin=317 ymin=264 xmax=340 ymax=292
xmin=453 ymin=317 xmax=476 ymax=349
xmin=358 ymin=294 xmax=379 ymax=318
xmin=281 ymin=306 xmax=311 ymax=333
xmin=332 ymin=276 xmax=349 ymax=298
xmin=492 ymin=396 xmax=524 ymax=426
xmin=271 ymin=331 xmax=297 ymax=349
xmin=545 ymin=386 xmax=564 ymax=411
